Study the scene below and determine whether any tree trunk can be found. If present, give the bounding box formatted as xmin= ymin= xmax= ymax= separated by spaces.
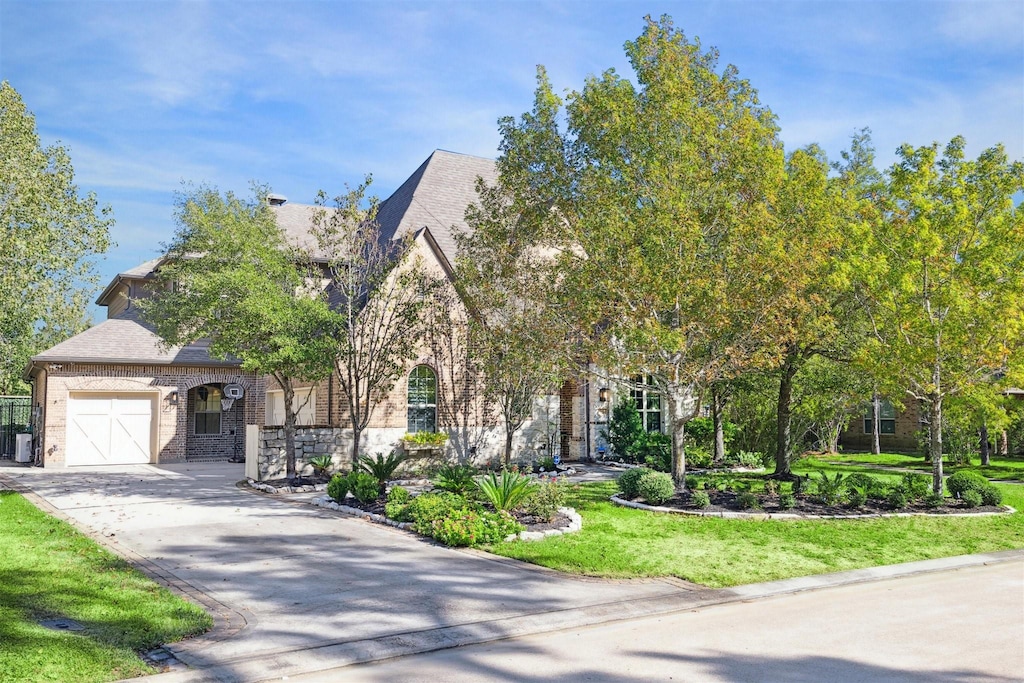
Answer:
xmin=283 ymin=382 xmax=297 ymax=480
xmin=980 ymin=423 xmax=991 ymax=466
xmin=665 ymin=382 xmax=691 ymax=490
xmin=871 ymin=392 xmax=881 ymax=456
xmin=928 ymin=395 xmax=944 ymax=494
xmin=774 ymin=353 xmax=799 ymax=478
xmin=350 ymin=424 xmax=362 ymax=467
xmin=712 ymin=385 xmax=726 ymax=463
xmin=999 ymin=430 xmax=1009 ymax=456
xmin=504 ymin=430 xmax=514 ymax=469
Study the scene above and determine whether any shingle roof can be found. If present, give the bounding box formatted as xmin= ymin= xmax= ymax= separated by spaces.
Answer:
xmin=376 ymin=150 xmax=497 ymax=265
xmin=270 ymin=202 xmax=331 ymax=259
xmin=31 ymin=306 xmax=239 ymax=367
xmin=95 ymin=257 xmax=165 ymax=306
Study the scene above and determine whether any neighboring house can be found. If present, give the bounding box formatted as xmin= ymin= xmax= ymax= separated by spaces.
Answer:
xmin=838 ymin=398 xmax=922 ymax=453
xmin=24 ymin=150 xmax=570 ymax=471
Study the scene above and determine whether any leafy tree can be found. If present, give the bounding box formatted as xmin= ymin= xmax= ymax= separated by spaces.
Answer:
xmin=141 ymin=184 xmax=335 ymax=478
xmin=312 ymin=179 xmax=432 ymax=463
xmin=0 ymin=81 xmax=112 ymax=393
xmin=491 ymin=16 xmax=788 ymax=487
xmin=855 ymin=137 xmax=1024 ymax=492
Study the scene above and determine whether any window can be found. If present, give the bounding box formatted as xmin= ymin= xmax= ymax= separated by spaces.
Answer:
xmin=864 ymin=400 xmax=896 ymax=435
xmin=194 ymin=385 xmax=222 ymax=435
xmin=631 ymin=376 xmax=662 ymax=433
xmin=407 ymin=365 xmax=437 ymax=433
xmin=265 ymin=388 xmax=317 ymax=426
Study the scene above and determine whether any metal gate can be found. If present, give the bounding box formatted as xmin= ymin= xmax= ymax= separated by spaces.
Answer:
xmin=0 ymin=396 xmax=31 ymax=459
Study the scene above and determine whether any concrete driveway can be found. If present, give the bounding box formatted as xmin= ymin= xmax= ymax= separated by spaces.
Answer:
xmin=1 ymin=462 xmax=705 ymax=681
xmin=3 ymin=461 xmax=1021 ymax=683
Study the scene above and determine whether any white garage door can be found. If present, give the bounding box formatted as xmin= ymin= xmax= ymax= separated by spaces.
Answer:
xmin=66 ymin=394 xmax=155 ymax=466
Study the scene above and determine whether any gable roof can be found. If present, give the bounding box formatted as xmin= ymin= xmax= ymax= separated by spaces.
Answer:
xmin=376 ymin=150 xmax=497 ymax=266
xmin=95 ymin=257 xmax=164 ymax=306
xmin=30 ymin=306 xmax=238 ymax=368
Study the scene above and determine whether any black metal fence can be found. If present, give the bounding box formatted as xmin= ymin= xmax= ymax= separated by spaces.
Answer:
xmin=0 ymin=396 xmax=31 ymax=459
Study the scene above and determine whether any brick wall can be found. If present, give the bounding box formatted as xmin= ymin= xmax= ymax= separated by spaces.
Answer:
xmin=37 ymin=362 xmax=265 ymax=467
xmin=840 ymin=400 xmax=922 ymax=453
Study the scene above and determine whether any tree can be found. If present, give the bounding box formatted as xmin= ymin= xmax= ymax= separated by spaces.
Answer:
xmin=312 ymin=179 xmax=432 ymax=463
xmin=855 ymin=137 xmax=1024 ymax=493
xmin=457 ymin=179 xmax=567 ymax=468
xmin=491 ymin=16 xmax=787 ymax=487
xmin=142 ymin=184 xmax=335 ymax=479
xmin=0 ymin=81 xmax=112 ymax=393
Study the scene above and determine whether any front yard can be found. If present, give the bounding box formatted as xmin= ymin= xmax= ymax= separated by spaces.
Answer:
xmin=0 ymin=491 xmax=211 ymax=682
xmin=485 ymin=458 xmax=1024 ymax=588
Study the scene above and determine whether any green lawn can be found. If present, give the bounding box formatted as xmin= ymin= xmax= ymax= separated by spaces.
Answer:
xmin=0 ymin=491 xmax=211 ymax=682
xmin=487 ymin=464 xmax=1024 ymax=588
xmin=822 ymin=452 xmax=1024 ymax=481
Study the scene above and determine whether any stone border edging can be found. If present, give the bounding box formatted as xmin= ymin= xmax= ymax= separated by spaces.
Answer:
xmin=308 ymin=494 xmax=582 ymax=541
xmin=247 ymin=478 xmax=326 ymax=494
xmin=610 ymin=493 xmax=1017 ymax=520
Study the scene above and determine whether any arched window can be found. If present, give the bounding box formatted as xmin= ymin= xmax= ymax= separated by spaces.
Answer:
xmin=407 ymin=365 xmax=437 ymax=433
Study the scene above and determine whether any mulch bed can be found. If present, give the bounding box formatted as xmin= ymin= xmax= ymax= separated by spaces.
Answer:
xmin=338 ymin=495 xmax=570 ymax=532
xmin=626 ymin=489 xmax=1004 ymax=516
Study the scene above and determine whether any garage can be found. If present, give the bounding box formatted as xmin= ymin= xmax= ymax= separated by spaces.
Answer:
xmin=66 ymin=393 xmax=156 ymax=466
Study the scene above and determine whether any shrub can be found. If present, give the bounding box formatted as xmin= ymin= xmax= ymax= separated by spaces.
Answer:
xmin=684 ymin=475 xmax=702 ymax=490
xmin=946 ymin=470 xmax=990 ymax=498
xmin=981 ymin=485 xmax=1003 ymax=507
xmin=308 ymin=454 xmax=334 ymax=477
xmin=732 ymin=451 xmax=764 ymax=469
xmin=618 ymin=467 xmax=653 ymax=499
xmin=536 ymin=456 xmax=557 ymax=472
xmin=326 ymin=473 xmax=349 ymax=503
xmin=604 ymin=399 xmax=644 ymax=462
xmin=434 ymin=463 xmax=477 ymax=495
xmin=357 ymin=451 xmax=407 ymax=496
xmin=778 ymin=492 xmax=796 ymax=510
xmin=814 ymin=472 xmax=846 ymax=506
xmin=405 ymin=492 xmax=468 ymax=534
xmin=637 ymin=470 xmax=675 ymax=505
xmin=847 ymin=487 xmax=867 ymax=509
xmin=429 ymin=508 xmax=522 ymax=547
xmin=763 ymin=479 xmax=779 ymax=496
xmin=735 ymin=491 xmax=759 ymax=510
xmin=388 ymin=486 xmax=411 ymax=505
xmin=901 ymin=473 xmax=932 ymax=501
xmin=886 ymin=489 xmax=908 ymax=510
xmin=385 ymin=500 xmax=410 ymax=520
xmin=961 ymin=489 xmax=983 ymax=508
xmin=640 ymin=432 xmax=673 ymax=472
xmin=682 ymin=445 xmax=712 ymax=470
xmin=474 ymin=469 xmax=536 ymax=512
xmin=845 ymin=473 xmax=885 ymax=498
xmin=923 ymin=492 xmax=945 ymax=509
xmin=691 ymin=490 xmax=711 ymax=508
xmin=521 ymin=477 xmax=571 ymax=522
xmin=348 ymin=471 xmax=380 ymax=503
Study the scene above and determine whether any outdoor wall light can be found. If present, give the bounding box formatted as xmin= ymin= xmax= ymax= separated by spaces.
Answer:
xmin=168 ymin=391 xmax=179 ymax=405
xmin=598 ymin=387 xmax=610 ymax=402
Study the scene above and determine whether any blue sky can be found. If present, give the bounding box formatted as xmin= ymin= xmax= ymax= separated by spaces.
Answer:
xmin=2 ymin=0 xmax=1022 ymax=320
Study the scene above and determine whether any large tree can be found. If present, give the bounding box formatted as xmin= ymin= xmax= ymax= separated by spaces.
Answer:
xmin=141 ymin=185 xmax=335 ymax=479
xmin=0 ymin=81 xmax=112 ymax=393
xmin=487 ymin=16 xmax=788 ymax=487
xmin=311 ymin=179 xmax=432 ymax=463
xmin=855 ymin=137 xmax=1024 ymax=492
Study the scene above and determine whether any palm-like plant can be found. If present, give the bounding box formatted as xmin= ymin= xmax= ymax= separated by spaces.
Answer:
xmin=357 ymin=451 xmax=407 ymax=496
xmin=474 ymin=469 xmax=536 ymax=512
xmin=433 ymin=463 xmax=477 ymax=495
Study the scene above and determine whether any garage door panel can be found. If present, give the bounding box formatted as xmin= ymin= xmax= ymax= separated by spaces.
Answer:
xmin=67 ymin=394 xmax=154 ymax=466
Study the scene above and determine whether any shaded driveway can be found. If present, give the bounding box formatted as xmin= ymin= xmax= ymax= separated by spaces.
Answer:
xmin=1 ymin=462 xmax=702 ymax=681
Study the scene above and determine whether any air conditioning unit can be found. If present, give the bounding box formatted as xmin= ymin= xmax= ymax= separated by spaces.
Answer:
xmin=15 ymin=434 xmax=32 ymax=463
xmin=224 ymin=383 xmax=244 ymax=400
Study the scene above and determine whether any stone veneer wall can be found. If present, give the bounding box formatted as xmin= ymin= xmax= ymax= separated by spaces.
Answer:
xmin=257 ymin=426 xmax=354 ymax=480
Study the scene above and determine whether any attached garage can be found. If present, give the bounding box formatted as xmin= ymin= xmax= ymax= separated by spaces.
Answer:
xmin=66 ymin=393 xmax=157 ymax=466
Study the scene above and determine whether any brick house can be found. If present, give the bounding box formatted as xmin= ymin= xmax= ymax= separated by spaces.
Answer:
xmin=24 ymin=150 xmax=570 ymax=471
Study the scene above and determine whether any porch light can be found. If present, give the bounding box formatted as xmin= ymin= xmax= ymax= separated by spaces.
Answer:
xmin=598 ymin=387 xmax=610 ymax=402
xmin=168 ymin=391 xmax=179 ymax=405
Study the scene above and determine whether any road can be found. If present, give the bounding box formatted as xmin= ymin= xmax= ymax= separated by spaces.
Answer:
xmin=302 ymin=559 xmax=1024 ymax=682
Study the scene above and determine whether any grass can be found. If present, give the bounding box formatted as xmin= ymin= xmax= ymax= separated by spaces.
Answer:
xmin=822 ymin=451 xmax=1024 ymax=481
xmin=486 ymin=462 xmax=1024 ymax=588
xmin=0 ymin=491 xmax=212 ymax=682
